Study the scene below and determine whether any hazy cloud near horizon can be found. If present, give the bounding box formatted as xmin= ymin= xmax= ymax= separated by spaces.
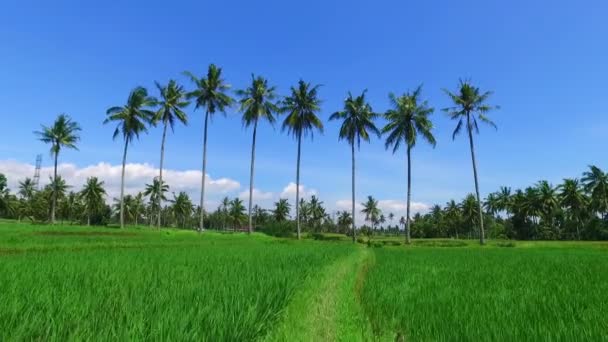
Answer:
xmin=0 ymin=159 xmax=430 ymax=221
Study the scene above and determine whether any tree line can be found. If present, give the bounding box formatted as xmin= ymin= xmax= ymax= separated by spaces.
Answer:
xmin=7 ymin=63 xmax=569 ymax=245
xmin=2 ymin=163 xmax=608 ymax=240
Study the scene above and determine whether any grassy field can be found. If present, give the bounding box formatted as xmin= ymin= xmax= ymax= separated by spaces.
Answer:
xmin=1 ymin=221 xmax=607 ymax=341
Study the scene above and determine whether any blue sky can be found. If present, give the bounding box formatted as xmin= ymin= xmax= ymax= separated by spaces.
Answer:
xmin=1 ymin=0 xmax=607 ymax=216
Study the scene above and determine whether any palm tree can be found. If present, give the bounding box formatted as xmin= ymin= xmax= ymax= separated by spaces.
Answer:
xmin=18 ymin=178 xmax=36 ymax=200
xmin=495 ymin=186 xmax=512 ymax=218
xmin=154 ymin=80 xmax=189 ymax=228
xmin=236 ymin=75 xmax=279 ymax=234
xmin=35 ymin=114 xmax=81 ymax=224
xmin=444 ymin=199 xmax=461 ymax=238
xmin=337 ymin=211 xmax=352 ymax=233
xmin=104 ymin=86 xmax=156 ymax=228
xmin=308 ymin=195 xmax=326 ymax=231
xmin=229 ymin=198 xmax=246 ymax=230
xmin=559 ymin=178 xmax=587 ymax=239
xmin=399 ymin=216 xmax=406 ymax=232
xmin=132 ymin=192 xmax=145 ymax=226
xmin=0 ymin=174 xmax=9 ymax=216
xmin=298 ymin=198 xmax=311 ymax=226
xmin=535 ymin=180 xmax=559 ymax=228
xmin=144 ymin=177 xmax=169 ymax=227
xmin=460 ymin=194 xmax=479 ymax=237
xmin=252 ymin=204 xmax=267 ymax=229
xmin=171 ymin=192 xmax=193 ymax=228
xmin=443 ymin=80 xmax=499 ymax=245
xmin=220 ymin=196 xmax=230 ymax=230
xmin=272 ymin=198 xmax=291 ymax=222
xmin=80 ymin=177 xmax=106 ymax=226
xmin=184 ymin=65 xmax=234 ymax=231
xmin=113 ymin=195 xmax=136 ymax=224
xmin=361 ymin=195 xmax=381 ymax=231
xmin=484 ymin=193 xmax=500 ymax=216
xmin=281 ymin=80 xmax=323 ymax=239
xmin=383 ymin=86 xmax=436 ymax=244
xmin=330 ymin=90 xmax=379 ymax=242
xmin=582 ymin=165 xmax=608 ymax=218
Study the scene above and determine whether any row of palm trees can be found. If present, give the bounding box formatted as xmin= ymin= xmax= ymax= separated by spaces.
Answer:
xmin=407 ymin=165 xmax=608 ymax=240
xmin=34 ymin=63 xmax=498 ymax=244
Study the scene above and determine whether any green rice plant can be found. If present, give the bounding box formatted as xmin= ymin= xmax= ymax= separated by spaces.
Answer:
xmin=361 ymin=247 xmax=608 ymax=340
xmin=0 ymin=223 xmax=354 ymax=341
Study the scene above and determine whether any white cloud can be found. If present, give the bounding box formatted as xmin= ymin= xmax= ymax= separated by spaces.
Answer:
xmin=238 ymin=188 xmax=275 ymax=201
xmin=0 ymin=160 xmax=240 ymax=207
xmin=280 ymin=182 xmax=317 ymax=200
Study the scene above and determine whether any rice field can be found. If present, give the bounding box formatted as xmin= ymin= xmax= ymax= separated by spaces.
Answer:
xmin=361 ymin=245 xmax=608 ymax=340
xmin=1 ymin=221 xmax=607 ymax=341
xmin=0 ymin=223 xmax=355 ymax=341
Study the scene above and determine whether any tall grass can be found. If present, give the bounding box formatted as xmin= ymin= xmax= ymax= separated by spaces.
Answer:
xmin=0 ymin=223 xmax=354 ymax=340
xmin=361 ymin=246 xmax=608 ymax=340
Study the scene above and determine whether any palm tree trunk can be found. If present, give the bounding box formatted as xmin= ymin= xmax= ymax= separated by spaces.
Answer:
xmin=247 ymin=120 xmax=258 ymax=234
xmin=296 ymin=130 xmax=302 ymax=240
xmin=406 ymin=145 xmax=412 ymax=244
xmin=51 ymin=152 xmax=58 ymax=224
xmin=157 ymin=122 xmax=168 ymax=229
xmin=466 ymin=112 xmax=485 ymax=245
xmin=120 ymin=139 xmax=129 ymax=229
xmin=351 ymin=142 xmax=356 ymax=243
xmin=199 ymin=110 xmax=210 ymax=232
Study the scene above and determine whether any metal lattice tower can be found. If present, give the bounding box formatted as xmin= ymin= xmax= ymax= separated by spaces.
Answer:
xmin=33 ymin=154 xmax=42 ymax=190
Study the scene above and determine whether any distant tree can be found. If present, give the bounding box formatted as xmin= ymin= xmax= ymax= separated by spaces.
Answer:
xmin=132 ymin=192 xmax=145 ymax=226
xmin=444 ymin=199 xmax=461 ymax=238
xmin=236 ymin=75 xmax=279 ymax=234
xmin=582 ymin=165 xmax=608 ymax=218
xmin=18 ymin=178 xmax=36 ymax=200
xmin=443 ymin=80 xmax=499 ymax=244
xmin=484 ymin=193 xmax=500 ymax=216
xmin=252 ymin=204 xmax=268 ymax=228
xmin=361 ymin=195 xmax=381 ymax=231
xmin=383 ymin=86 xmax=436 ymax=244
xmin=281 ymin=80 xmax=323 ymax=239
xmin=460 ymin=194 xmax=479 ymax=237
xmin=337 ymin=211 xmax=353 ymax=234
xmin=229 ymin=198 xmax=247 ymax=230
xmin=330 ymin=90 xmax=379 ymax=242
xmin=144 ymin=177 xmax=169 ymax=227
xmin=104 ymin=86 xmax=156 ymax=228
xmin=535 ymin=180 xmax=559 ymax=230
xmin=495 ymin=186 xmax=512 ymax=218
xmin=399 ymin=216 xmax=406 ymax=231
xmin=35 ymin=114 xmax=81 ymax=224
xmin=80 ymin=177 xmax=107 ymax=226
xmin=0 ymin=174 xmax=9 ymax=216
xmin=45 ymin=176 xmax=69 ymax=219
xmin=171 ymin=192 xmax=193 ymax=228
xmin=272 ymin=198 xmax=291 ymax=222
xmin=220 ymin=196 xmax=231 ymax=230
xmin=308 ymin=195 xmax=327 ymax=231
xmin=559 ymin=178 xmax=587 ymax=240
xmin=153 ymin=80 xmax=189 ymax=227
xmin=184 ymin=65 xmax=233 ymax=231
